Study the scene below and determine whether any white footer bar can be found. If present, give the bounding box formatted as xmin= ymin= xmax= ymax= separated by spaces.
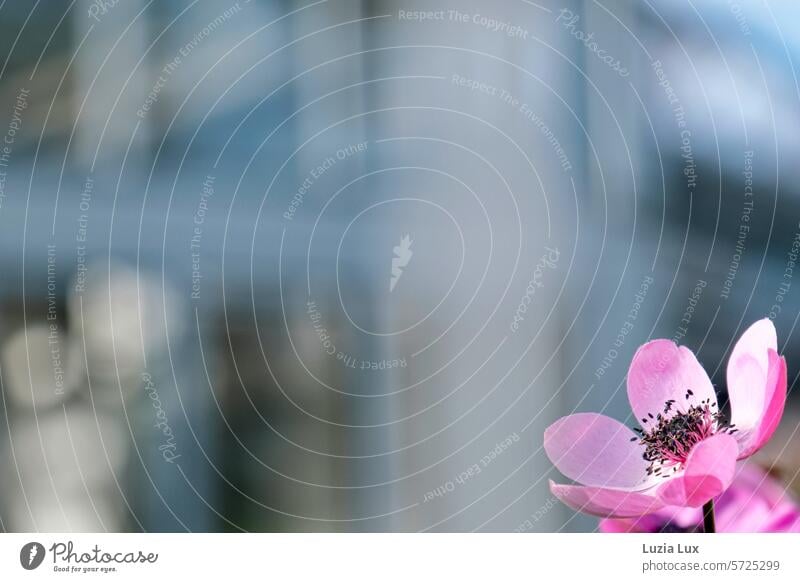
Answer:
xmin=1 ymin=533 xmax=797 ymax=580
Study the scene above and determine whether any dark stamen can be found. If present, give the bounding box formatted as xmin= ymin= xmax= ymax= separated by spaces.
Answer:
xmin=633 ymin=399 xmax=731 ymax=475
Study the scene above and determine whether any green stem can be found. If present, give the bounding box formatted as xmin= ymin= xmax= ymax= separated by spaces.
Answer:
xmin=702 ymin=499 xmax=716 ymax=533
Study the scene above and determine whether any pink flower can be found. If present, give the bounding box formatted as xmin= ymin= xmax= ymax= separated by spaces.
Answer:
xmin=599 ymin=464 xmax=800 ymax=532
xmin=544 ymin=319 xmax=787 ymax=518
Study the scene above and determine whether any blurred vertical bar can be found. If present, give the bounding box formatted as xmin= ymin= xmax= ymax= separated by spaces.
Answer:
xmin=74 ymin=0 xmax=151 ymax=169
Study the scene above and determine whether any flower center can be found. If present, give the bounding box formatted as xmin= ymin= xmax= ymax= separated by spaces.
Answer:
xmin=632 ymin=395 xmax=736 ymax=477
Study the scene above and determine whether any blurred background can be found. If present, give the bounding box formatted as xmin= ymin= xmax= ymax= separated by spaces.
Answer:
xmin=0 ymin=0 xmax=799 ymax=532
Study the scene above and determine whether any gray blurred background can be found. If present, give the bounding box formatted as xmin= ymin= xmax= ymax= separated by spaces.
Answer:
xmin=0 ymin=0 xmax=799 ymax=532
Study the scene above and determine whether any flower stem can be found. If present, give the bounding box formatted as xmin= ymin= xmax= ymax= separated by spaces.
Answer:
xmin=702 ymin=499 xmax=716 ymax=533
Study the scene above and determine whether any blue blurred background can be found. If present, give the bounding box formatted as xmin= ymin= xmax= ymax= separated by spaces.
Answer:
xmin=0 ymin=0 xmax=799 ymax=532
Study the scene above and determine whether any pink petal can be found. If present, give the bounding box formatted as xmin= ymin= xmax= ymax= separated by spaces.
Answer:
xmin=768 ymin=510 xmax=800 ymax=533
xmin=600 ymin=463 xmax=800 ymax=532
xmin=718 ymin=498 xmax=774 ymax=533
xmin=656 ymin=433 xmax=739 ymax=507
xmin=598 ymin=518 xmax=639 ymax=532
xmin=734 ymin=462 xmax=792 ymax=507
xmin=627 ymin=340 xmax=716 ymax=428
xmin=729 ymin=319 xmax=777 ymax=377
xmin=737 ymin=351 xmax=787 ymax=458
xmin=544 ymin=413 xmax=652 ymax=489
xmin=727 ymin=319 xmax=777 ymax=433
xmin=600 ymin=508 xmax=696 ymax=533
xmin=550 ymin=480 xmax=664 ymax=518
xmin=727 ymin=355 xmax=767 ymax=434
